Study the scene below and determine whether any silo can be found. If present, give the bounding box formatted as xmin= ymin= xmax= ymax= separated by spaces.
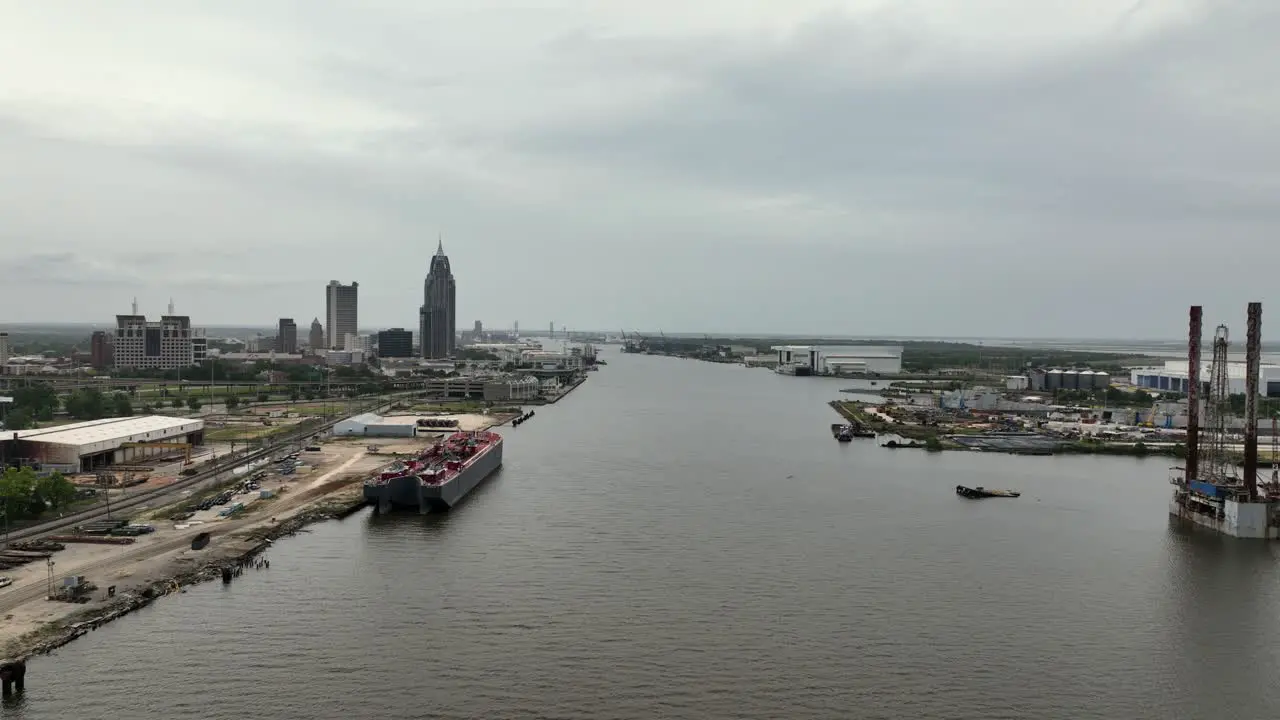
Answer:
xmin=1078 ymin=370 xmax=1095 ymax=391
xmin=1045 ymin=369 xmax=1063 ymax=391
xmin=1061 ymin=369 xmax=1079 ymax=390
xmin=1028 ymin=368 xmax=1047 ymax=391
xmin=1093 ymin=371 xmax=1111 ymax=390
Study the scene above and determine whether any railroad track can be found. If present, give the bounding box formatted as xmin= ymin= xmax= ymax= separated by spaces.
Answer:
xmin=4 ymin=399 xmax=396 ymax=544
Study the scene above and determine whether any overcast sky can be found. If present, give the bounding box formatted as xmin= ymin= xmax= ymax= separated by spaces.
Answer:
xmin=1 ymin=0 xmax=1276 ymax=338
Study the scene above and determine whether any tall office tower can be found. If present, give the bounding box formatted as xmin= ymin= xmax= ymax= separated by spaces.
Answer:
xmin=419 ymin=239 xmax=456 ymax=359
xmin=308 ymin=318 xmax=324 ymax=351
xmin=278 ymin=318 xmax=298 ymax=354
xmin=325 ymin=281 xmax=358 ymax=350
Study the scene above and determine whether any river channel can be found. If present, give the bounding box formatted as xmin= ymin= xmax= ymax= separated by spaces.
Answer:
xmin=6 ymin=351 xmax=1280 ymax=719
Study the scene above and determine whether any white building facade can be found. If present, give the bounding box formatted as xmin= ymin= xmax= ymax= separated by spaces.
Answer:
xmin=1130 ymin=360 xmax=1280 ymax=397
xmin=773 ymin=345 xmax=903 ymax=375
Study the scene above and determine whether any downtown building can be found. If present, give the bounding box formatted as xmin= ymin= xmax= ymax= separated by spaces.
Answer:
xmin=325 ymin=281 xmax=358 ymax=349
xmin=377 ymin=328 xmax=414 ymax=358
xmin=308 ymin=318 xmax=324 ymax=351
xmin=419 ymin=239 xmax=456 ymax=359
xmin=277 ymin=318 xmax=298 ymax=354
xmin=113 ymin=314 xmax=208 ymax=370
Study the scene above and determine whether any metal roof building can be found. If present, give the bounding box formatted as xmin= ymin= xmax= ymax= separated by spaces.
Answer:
xmin=4 ymin=415 xmax=205 ymax=473
xmin=333 ymin=412 xmax=417 ymax=438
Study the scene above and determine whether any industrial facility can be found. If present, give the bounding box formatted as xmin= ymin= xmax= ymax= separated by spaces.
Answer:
xmin=1027 ymin=369 xmax=1112 ymax=392
xmin=773 ymin=345 xmax=903 ymax=376
xmin=1169 ymin=302 xmax=1280 ymax=539
xmin=1 ymin=416 xmax=205 ymax=473
xmin=1130 ymin=360 xmax=1280 ymax=396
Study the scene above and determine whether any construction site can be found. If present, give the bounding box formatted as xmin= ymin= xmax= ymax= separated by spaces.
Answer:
xmin=1169 ymin=302 xmax=1280 ymax=538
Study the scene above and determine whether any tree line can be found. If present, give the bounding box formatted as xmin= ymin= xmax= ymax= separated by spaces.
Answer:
xmin=0 ymin=467 xmax=79 ymax=522
xmin=3 ymin=386 xmax=133 ymax=431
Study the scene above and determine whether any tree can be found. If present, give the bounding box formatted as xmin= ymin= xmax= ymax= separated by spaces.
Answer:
xmin=12 ymin=383 xmax=58 ymax=421
xmin=33 ymin=472 xmax=77 ymax=510
xmin=257 ymin=392 xmax=269 ymax=403
xmin=171 ymin=396 xmax=184 ymax=409
xmin=289 ymin=389 xmax=301 ymax=402
xmin=0 ymin=467 xmax=75 ymax=521
xmin=65 ymin=388 xmax=107 ymax=420
xmin=225 ymin=395 xmax=240 ymax=411
xmin=141 ymin=404 xmax=155 ymax=415
xmin=3 ymin=408 xmax=33 ymax=431
xmin=187 ymin=396 xmax=202 ymax=412
xmin=112 ymin=392 xmax=133 ymax=417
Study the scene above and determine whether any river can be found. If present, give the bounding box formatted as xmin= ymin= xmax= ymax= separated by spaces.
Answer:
xmin=6 ymin=351 xmax=1280 ymax=719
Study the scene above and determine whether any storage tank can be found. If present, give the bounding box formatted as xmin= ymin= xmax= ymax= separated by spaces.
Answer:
xmin=1093 ymin=371 xmax=1111 ymax=390
xmin=1045 ymin=369 xmax=1063 ymax=391
xmin=1028 ymin=368 xmax=1047 ymax=392
xmin=1061 ymin=369 xmax=1079 ymax=390
xmin=1077 ymin=370 xmax=1095 ymax=391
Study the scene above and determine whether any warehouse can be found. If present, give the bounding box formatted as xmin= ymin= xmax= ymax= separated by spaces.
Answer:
xmin=333 ymin=412 xmax=417 ymax=438
xmin=773 ymin=345 xmax=903 ymax=375
xmin=2 ymin=416 xmax=205 ymax=473
xmin=1130 ymin=360 xmax=1280 ymax=397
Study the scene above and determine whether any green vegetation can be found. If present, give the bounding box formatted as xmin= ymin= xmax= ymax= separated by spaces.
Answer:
xmin=640 ymin=336 xmax=1152 ymax=374
xmin=225 ymin=395 xmax=240 ymax=411
xmin=0 ymin=467 xmax=78 ymax=521
xmin=2 ymin=383 xmax=59 ymax=430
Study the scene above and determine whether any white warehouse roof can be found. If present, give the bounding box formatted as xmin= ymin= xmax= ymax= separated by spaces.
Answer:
xmin=12 ymin=416 xmax=204 ymax=455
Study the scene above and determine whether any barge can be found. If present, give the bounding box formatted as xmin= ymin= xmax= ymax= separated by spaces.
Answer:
xmin=364 ymin=430 xmax=503 ymax=513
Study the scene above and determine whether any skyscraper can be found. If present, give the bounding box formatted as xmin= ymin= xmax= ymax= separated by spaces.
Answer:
xmin=278 ymin=318 xmax=298 ymax=354
xmin=325 ymin=281 xmax=358 ymax=349
xmin=419 ymin=239 xmax=456 ymax=359
xmin=308 ymin=318 xmax=324 ymax=351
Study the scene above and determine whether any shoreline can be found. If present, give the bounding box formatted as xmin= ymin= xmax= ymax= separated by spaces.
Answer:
xmin=0 ymin=413 xmax=508 ymax=667
xmin=829 ymin=400 xmax=1185 ymax=458
xmin=2 ymin=492 xmax=368 ymax=664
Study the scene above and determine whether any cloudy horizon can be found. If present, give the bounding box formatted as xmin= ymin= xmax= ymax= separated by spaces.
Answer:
xmin=2 ymin=1 xmax=1277 ymax=338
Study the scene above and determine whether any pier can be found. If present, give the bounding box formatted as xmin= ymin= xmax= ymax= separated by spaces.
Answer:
xmin=0 ymin=659 xmax=25 ymax=698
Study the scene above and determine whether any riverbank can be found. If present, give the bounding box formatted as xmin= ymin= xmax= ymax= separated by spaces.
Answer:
xmin=829 ymin=400 xmax=1184 ymax=458
xmin=0 ymin=417 xmax=504 ymax=664
xmin=1 ymin=488 xmax=368 ymax=663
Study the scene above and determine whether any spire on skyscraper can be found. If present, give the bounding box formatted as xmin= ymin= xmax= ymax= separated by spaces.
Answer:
xmin=436 ymin=234 xmax=444 ymax=256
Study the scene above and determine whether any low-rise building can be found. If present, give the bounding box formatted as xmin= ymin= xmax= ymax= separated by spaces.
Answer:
xmin=483 ymin=375 xmax=540 ymax=402
xmin=1130 ymin=360 xmax=1280 ymax=397
xmin=333 ymin=412 xmax=417 ymax=437
xmin=2 ymin=415 xmax=205 ymax=473
xmin=773 ymin=345 xmax=903 ymax=375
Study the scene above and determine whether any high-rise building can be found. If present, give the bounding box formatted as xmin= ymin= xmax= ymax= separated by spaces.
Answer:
xmin=419 ymin=239 xmax=456 ymax=359
xmin=377 ymin=328 xmax=414 ymax=358
xmin=113 ymin=314 xmax=205 ymax=369
xmin=308 ymin=318 xmax=324 ymax=351
xmin=0 ymin=332 xmax=9 ymax=368
xmin=325 ymin=280 xmax=358 ymax=350
xmin=278 ymin=318 xmax=298 ymax=354
xmin=90 ymin=330 xmax=112 ymax=369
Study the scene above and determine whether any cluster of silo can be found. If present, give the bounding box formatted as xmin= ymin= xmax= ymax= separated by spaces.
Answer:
xmin=1043 ymin=368 xmax=1112 ymax=391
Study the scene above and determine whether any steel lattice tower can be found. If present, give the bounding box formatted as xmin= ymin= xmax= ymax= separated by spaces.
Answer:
xmin=1202 ymin=324 xmax=1236 ymax=483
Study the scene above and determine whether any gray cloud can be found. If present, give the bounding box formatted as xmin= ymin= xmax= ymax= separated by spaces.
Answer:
xmin=0 ymin=1 xmax=1277 ymax=338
